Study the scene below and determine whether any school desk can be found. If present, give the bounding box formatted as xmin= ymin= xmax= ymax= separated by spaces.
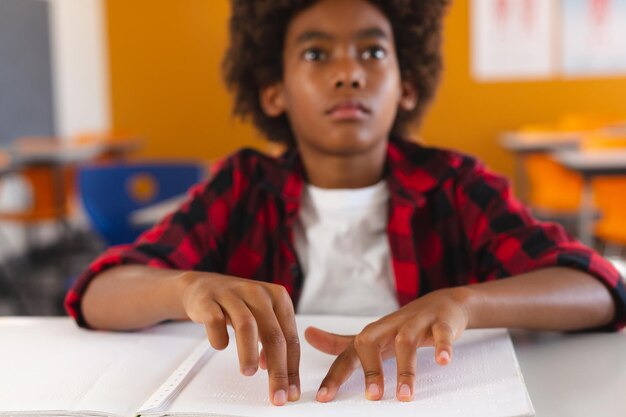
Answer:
xmin=510 ymin=328 xmax=626 ymax=416
xmin=499 ymin=131 xmax=582 ymax=203
xmin=0 ymin=317 xmax=624 ymax=416
xmin=9 ymin=138 xmax=143 ymax=224
xmin=551 ymin=149 xmax=626 ymax=246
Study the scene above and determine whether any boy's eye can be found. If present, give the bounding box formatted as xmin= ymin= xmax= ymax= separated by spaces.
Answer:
xmin=303 ymin=48 xmax=327 ymax=62
xmin=361 ymin=46 xmax=386 ymax=60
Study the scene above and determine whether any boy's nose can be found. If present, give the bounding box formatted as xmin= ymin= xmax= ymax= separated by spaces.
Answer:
xmin=332 ymin=61 xmax=366 ymax=90
xmin=334 ymin=79 xmax=363 ymax=89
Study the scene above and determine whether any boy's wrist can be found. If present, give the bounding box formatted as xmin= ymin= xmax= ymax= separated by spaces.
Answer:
xmin=172 ymin=270 xmax=202 ymax=320
xmin=445 ymin=285 xmax=481 ymax=329
xmin=173 ymin=270 xmax=229 ymax=321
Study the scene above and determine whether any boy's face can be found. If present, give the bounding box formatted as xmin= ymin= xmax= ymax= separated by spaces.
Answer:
xmin=262 ymin=0 xmax=416 ymax=157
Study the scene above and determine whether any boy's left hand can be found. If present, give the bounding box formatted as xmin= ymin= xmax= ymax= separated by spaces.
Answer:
xmin=304 ymin=288 xmax=470 ymax=402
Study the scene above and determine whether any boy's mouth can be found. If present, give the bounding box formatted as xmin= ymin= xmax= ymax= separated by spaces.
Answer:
xmin=326 ymin=100 xmax=370 ymax=121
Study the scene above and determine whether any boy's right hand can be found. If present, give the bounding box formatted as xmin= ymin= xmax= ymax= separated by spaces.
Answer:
xmin=180 ymin=272 xmax=300 ymax=406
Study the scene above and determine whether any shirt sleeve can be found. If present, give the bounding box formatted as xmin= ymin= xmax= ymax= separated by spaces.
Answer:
xmin=65 ymin=158 xmax=237 ymax=328
xmin=454 ymin=158 xmax=626 ymax=331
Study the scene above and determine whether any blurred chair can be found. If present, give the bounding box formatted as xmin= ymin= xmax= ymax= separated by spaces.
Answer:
xmin=518 ymin=116 xmax=626 ymax=231
xmin=0 ymin=137 xmax=74 ymax=253
xmin=0 ymin=165 xmax=72 ymax=219
xmin=581 ymin=133 xmax=626 ymax=253
xmin=77 ymin=161 xmax=206 ymax=246
xmin=0 ymin=137 xmax=73 ymax=217
xmin=524 ymin=155 xmax=583 ymax=213
xmin=65 ymin=130 xmax=144 ymax=215
xmin=0 ymin=140 xmax=74 ymax=311
xmin=518 ymin=124 xmax=585 ymax=232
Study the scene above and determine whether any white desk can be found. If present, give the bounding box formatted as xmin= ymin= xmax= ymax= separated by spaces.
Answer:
xmin=511 ymin=329 xmax=626 ymax=416
xmin=499 ymin=131 xmax=582 ymax=154
xmin=551 ymin=150 xmax=626 ymax=246
xmin=10 ymin=138 xmax=142 ymax=166
xmin=0 ymin=317 xmax=624 ymax=416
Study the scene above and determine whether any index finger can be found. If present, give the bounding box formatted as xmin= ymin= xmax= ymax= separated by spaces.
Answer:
xmin=316 ymin=345 xmax=360 ymax=402
xmin=273 ymin=294 xmax=301 ymax=402
xmin=353 ymin=331 xmax=385 ymax=401
xmin=253 ymin=311 xmax=289 ymax=406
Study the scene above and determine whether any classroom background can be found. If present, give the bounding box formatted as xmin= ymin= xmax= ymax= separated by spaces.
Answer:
xmin=1 ymin=0 xmax=626 ymax=316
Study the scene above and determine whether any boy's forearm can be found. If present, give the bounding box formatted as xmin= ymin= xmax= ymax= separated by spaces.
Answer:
xmin=81 ymin=265 xmax=192 ymax=331
xmin=457 ymin=267 xmax=616 ymax=331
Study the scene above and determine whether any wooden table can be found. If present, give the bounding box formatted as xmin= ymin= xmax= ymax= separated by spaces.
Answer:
xmin=551 ymin=150 xmax=626 ymax=246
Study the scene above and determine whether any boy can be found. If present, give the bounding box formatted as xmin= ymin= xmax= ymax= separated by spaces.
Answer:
xmin=66 ymin=0 xmax=626 ymax=407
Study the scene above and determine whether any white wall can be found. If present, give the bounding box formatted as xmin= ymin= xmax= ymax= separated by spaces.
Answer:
xmin=48 ymin=0 xmax=111 ymax=141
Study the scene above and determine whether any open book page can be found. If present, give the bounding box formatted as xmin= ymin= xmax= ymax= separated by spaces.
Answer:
xmin=158 ymin=315 xmax=534 ymax=417
xmin=0 ymin=318 xmax=206 ymax=417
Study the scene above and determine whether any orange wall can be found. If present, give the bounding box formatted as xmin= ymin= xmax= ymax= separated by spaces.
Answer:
xmin=421 ymin=1 xmax=626 ymax=176
xmin=107 ymin=0 xmax=626 ymax=176
xmin=106 ymin=0 xmax=263 ymax=162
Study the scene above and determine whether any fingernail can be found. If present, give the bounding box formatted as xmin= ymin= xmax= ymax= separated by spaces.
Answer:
xmin=366 ymin=383 xmax=380 ymax=399
xmin=273 ymin=389 xmax=287 ymax=405
xmin=440 ymin=350 xmax=450 ymax=363
xmin=398 ymin=383 xmax=412 ymax=398
xmin=288 ymin=384 xmax=300 ymax=401
xmin=242 ymin=367 xmax=256 ymax=376
xmin=316 ymin=386 xmax=328 ymax=401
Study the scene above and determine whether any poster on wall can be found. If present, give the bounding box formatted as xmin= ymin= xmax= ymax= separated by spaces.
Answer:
xmin=471 ymin=0 xmax=556 ymax=81
xmin=562 ymin=0 xmax=626 ymax=77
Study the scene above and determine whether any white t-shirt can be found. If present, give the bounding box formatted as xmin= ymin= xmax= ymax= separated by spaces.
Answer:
xmin=294 ymin=180 xmax=400 ymax=316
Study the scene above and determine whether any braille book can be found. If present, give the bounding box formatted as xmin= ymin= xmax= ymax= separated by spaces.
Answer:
xmin=0 ymin=315 xmax=534 ymax=417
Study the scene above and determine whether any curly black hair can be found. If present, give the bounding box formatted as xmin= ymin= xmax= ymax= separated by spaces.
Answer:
xmin=223 ymin=0 xmax=449 ymax=146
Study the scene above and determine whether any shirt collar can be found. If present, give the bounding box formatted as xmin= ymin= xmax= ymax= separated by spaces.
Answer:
xmin=273 ymin=135 xmax=444 ymax=217
xmin=384 ymin=135 xmax=442 ymax=207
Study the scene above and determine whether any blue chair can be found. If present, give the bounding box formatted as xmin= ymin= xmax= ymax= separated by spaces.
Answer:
xmin=77 ymin=161 xmax=206 ymax=246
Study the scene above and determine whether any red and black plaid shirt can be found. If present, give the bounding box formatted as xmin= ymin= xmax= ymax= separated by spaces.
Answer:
xmin=66 ymin=137 xmax=626 ymax=329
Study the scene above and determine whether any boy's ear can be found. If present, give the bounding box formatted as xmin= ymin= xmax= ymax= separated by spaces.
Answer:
xmin=260 ymin=83 xmax=286 ymax=117
xmin=399 ymin=81 xmax=418 ymax=112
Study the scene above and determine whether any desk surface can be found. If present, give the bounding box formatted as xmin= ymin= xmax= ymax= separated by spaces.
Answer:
xmin=499 ymin=131 xmax=582 ymax=154
xmin=552 ymin=150 xmax=626 ymax=176
xmin=0 ymin=317 xmax=623 ymax=416
xmin=10 ymin=138 xmax=143 ymax=165
xmin=511 ymin=329 xmax=626 ymax=416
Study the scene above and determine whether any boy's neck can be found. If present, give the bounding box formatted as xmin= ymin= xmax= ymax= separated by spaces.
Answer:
xmin=298 ymin=140 xmax=387 ymax=189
